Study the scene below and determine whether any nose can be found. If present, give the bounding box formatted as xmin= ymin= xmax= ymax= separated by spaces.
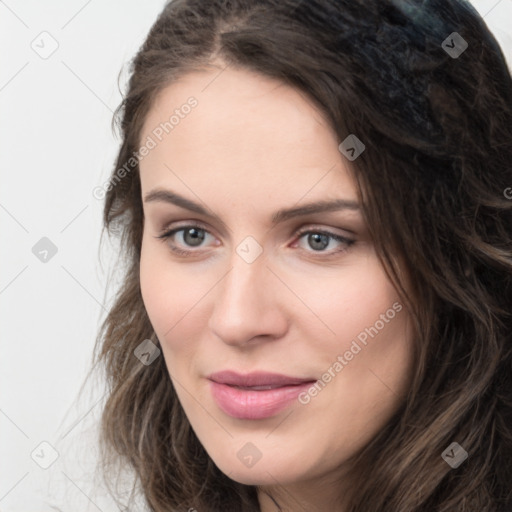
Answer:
xmin=207 ymin=252 xmax=288 ymax=347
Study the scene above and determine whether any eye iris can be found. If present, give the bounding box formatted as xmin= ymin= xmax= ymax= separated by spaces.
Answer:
xmin=308 ymin=233 xmax=329 ymax=251
xmin=183 ymin=228 xmax=205 ymax=247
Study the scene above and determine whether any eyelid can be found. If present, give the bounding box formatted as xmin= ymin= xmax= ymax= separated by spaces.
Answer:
xmin=156 ymin=220 xmax=352 ymax=239
xmin=294 ymin=224 xmax=353 ymax=238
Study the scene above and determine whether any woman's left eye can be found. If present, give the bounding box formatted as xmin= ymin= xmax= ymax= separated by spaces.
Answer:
xmin=155 ymin=225 xmax=354 ymax=257
xmin=293 ymin=229 xmax=354 ymax=255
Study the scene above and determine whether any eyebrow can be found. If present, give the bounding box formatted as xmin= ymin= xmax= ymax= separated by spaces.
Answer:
xmin=143 ymin=188 xmax=360 ymax=225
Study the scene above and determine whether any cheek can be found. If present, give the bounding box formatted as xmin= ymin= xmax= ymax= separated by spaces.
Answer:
xmin=295 ymin=255 xmax=414 ymax=397
xmin=139 ymin=242 xmax=212 ymax=364
xmin=292 ymin=253 xmax=403 ymax=347
xmin=325 ymin=264 xmax=414 ymax=403
xmin=341 ymin=268 xmax=402 ymax=344
xmin=140 ymin=243 xmax=188 ymax=342
xmin=339 ymin=265 xmax=409 ymax=364
xmin=140 ymin=243 xmax=170 ymax=330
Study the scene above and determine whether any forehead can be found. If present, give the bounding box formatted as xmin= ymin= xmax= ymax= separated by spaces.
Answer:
xmin=139 ymin=66 xmax=356 ymax=200
xmin=142 ymin=67 xmax=337 ymax=154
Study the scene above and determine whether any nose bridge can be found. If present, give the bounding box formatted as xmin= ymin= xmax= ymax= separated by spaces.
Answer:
xmin=208 ymin=247 xmax=284 ymax=345
xmin=218 ymin=252 xmax=267 ymax=319
xmin=219 ymin=232 xmax=269 ymax=307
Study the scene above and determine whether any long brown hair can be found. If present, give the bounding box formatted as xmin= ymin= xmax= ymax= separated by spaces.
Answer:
xmin=94 ymin=0 xmax=512 ymax=510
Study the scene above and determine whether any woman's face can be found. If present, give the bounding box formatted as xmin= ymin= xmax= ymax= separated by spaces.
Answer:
xmin=139 ymin=66 xmax=414 ymax=499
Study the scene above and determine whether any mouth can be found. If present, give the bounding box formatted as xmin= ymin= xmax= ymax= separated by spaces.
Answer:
xmin=229 ymin=384 xmax=293 ymax=391
xmin=207 ymin=370 xmax=317 ymax=420
xmin=207 ymin=370 xmax=316 ymax=387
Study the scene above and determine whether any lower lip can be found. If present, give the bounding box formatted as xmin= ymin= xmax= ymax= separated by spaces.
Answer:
xmin=208 ymin=380 xmax=314 ymax=420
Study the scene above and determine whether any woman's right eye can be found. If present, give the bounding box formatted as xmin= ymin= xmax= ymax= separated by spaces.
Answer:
xmin=155 ymin=225 xmax=216 ymax=255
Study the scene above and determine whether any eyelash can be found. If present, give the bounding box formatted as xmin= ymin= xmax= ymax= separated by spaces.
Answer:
xmin=155 ymin=223 xmax=355 ymax=258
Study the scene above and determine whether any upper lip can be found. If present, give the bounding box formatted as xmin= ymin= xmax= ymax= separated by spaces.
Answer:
xmin=207 ymin=370 xmax=316 ymax=387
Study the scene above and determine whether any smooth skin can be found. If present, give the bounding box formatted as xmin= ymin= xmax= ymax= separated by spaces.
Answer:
xmin=138 ymin=64 xmax=415 ymax=512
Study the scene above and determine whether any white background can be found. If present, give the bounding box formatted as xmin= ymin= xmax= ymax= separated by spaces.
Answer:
xmin=1 ymin=1 xmax=511 ymax=510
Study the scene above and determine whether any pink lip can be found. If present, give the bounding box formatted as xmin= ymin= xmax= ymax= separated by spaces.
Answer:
xmin=207 ymin=371 xmax=316 ymax=420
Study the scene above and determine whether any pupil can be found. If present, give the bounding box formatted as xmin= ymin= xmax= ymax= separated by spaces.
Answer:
xmin=184 ymin=228 xmax=205 ymax=247
xmin=309 ymin=233 xmax=328 ymax=250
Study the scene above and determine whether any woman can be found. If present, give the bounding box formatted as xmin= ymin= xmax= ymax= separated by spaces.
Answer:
xmin=94 ymin=0 xmax=512 ymax=510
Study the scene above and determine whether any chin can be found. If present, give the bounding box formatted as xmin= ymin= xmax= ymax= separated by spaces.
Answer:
xmin=221 ymin=466 xmax=282 ymax=486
